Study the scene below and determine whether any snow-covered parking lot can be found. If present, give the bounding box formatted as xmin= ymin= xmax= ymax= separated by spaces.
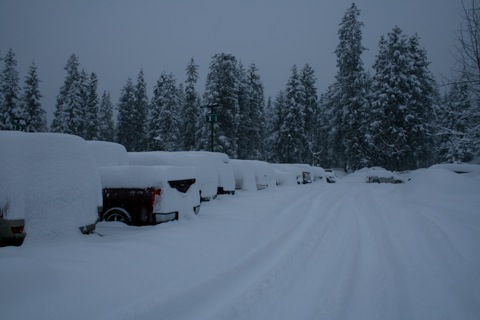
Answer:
xmin=1 ymin=167 xmax=480 ymax=320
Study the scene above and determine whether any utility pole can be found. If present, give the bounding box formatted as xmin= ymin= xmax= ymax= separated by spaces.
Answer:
xmin=201 ymin=103 xmax=222 ymax=152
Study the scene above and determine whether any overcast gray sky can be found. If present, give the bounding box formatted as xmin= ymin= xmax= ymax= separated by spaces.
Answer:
xmin=1 ymin=0 xmax=463 ymax=123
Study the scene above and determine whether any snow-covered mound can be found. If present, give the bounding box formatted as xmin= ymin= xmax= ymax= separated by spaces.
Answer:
xmin=0 ymin=131 xmax=101 ymax=241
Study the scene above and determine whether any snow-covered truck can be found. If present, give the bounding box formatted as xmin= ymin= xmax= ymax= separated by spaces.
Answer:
xmin=98 ymin=165 xmax=200 ymax=225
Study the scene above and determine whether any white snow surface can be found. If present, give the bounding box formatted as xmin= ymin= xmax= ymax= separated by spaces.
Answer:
xmin=0 ymin=131 xmax=101 ymax=240
xmin=1 ymin=166 xmax=480 ymax=320
xmin=87 ymin=140 xmax=129 ymax=167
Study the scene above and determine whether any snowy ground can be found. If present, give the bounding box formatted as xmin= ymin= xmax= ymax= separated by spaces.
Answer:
xmin=1 ymin=167 xmax=479 ymax=320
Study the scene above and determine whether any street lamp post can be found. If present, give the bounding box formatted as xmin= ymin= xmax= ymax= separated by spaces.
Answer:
xmin=201 ymin=103 xmax=222 ymax=152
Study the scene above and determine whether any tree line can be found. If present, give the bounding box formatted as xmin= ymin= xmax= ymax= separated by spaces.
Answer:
xmin=1 ymin=2 xmax=479 ymax=171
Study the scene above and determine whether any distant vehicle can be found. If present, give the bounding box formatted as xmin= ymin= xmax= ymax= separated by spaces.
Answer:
xmin=366 ymin=167 xmax=404 ymax=184
xmin=0 ymin=131 xmax=101 ymax=245
xmin=0 ymin=203 xmax=25 ymax=247
xmin=98 ymin=166 xmax=200 ymax=225
xmin=324 ymin=169 xmax=337 ymax=183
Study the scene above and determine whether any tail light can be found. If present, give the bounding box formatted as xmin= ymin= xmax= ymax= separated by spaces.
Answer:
xmin=11 ymin=226 xmax=24 ymax=234
xmin=151 ymin=189 xmax=161 ymax=206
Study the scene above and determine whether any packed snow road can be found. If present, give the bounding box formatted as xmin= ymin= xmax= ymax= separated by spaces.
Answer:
xmin=1 ymin=168 xmax=479 ymax=320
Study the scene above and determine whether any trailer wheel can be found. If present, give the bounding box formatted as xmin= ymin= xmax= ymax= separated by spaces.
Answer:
xmin=102 ymin=208 xmax=131 ymax=225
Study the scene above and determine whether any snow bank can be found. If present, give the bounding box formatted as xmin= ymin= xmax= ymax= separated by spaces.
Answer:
xmin=0 ymin=131 xmax=101 ymax=241
xmin=128 ymin=151 xmax=217 ymax=200
xmin=99 ymin=165 xmax=200 ymax=219
xmin=87 ymin=141 xmax=129 ymax=167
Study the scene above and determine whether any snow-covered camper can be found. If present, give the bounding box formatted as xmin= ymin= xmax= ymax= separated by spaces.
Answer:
xmin=0 ymin=131 xmax=101 ymax=244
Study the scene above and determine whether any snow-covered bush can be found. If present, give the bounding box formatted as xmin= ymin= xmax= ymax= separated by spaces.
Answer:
xmin=0 ymin=131 xmax=102 ymax=241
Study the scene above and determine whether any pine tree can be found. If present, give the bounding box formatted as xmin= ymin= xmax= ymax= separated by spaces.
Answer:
xmin=83 ymin=72 xmax=99 ymax=140
xmin=268 ymin=90 xmax=288 ymax=162
xmin=203 ymin=53 xmax=240 ymax=157
xmin=182 ymin=58 xmax=201 ymax=151
xmin=0 ymin=49 xmax=23 ymax=131
xmin=437 ymin=72 xmax=478 ymax=162
xmin=21 ymin=61 xmax=47 ymax=132
xmin=132 ymin=69 xmax=149 ymax=151
xmin=98 ymin=90 xmax=115 ymax=141
xmin=300 ymin=64 xmax=319 ymax=164
xmin=149 ymin=72 xmax=181 ymax=151
xmin=116 ymin=78 xmax=137 ymax=151
xmin=332 ymin=3 xmax=370 ymax=170
xmin=317 ymin=82 xmax=341 ymax=167
xmin=236 ymin=63 xmax=266 ymax=159
xmin=51 ymin=54 xmax=84 ymax=135
xmin=282 ymin=65 xmax=306 ymax=163
xmin=370 ymin=27 xmax=436 ymax=171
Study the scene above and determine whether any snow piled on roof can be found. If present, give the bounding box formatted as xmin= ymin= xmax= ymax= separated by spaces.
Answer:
xmin=0 ymin=131 xmax=101 ymax=240
xmin=87 ymin=140 xmax=129 ymax=167
xmin=98 ymin=165 xmax=196 ymax=189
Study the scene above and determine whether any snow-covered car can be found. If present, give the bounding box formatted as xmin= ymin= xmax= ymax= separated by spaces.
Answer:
xmin=0 ymin=131 xmax=102 ymax=244
xmin=366 ymin=167 xmax=404 ymax=184
xmin=324 ymin=169 xmax=337 ymax=183
xmin=128 ymin=151 xmax=218 ymax=201
xmin=98 ymin=165 xmax=200 ymax=225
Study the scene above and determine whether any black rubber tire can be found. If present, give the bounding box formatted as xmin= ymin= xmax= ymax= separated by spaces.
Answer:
xmin=102 ymin=209 xmax=131 ymax=225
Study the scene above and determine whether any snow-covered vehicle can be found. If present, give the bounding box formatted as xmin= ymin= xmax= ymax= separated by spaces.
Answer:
xmin=230 ymin=160 xmax=276 ymax=191
xmin=197 ymin=151 xmax=235 ymax=195
xmin=128 ymin=151 xmax=218 ymax=201
xmin=366 ymin=167 xmax=404 ymax=184
xmin=98 ymin=165 xmax=200 ymax=225
xmin=0 ymin=131 xmax=102 ymax=244
xmin=324 ymin=169 xmax=337 ymax=183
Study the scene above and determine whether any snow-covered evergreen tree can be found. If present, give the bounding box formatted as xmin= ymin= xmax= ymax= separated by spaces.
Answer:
xmin=51 ymin=54 xmax=84 ymax=135
xmin=149 ymin=72 xmax=181 ymax=151
xmin=282 ymin=65 xmax=306 ymax=163
xmin=132 ymin=69 xmax=149 ymax=151
xmin=300 ymin=64 xmax=319 ymax=164
xmin=21 ymin=61 xmax=47 ymax=132
xmin=237 ymin=63 xmax=266 ymax=160
xmin=202 ymin=53 xmax=240 ymax=157
xmin=437 ymin=73 xmax=478 ymax=162
xmin=98 ymin=90 xmax=115 ymax=142
xmin=0 ymin=49 xmax=23 ymax=131
xmin=268 ymin=90 xmax=289 ymax=163
xmin=116 ymin=78 xmax=137 ymax=151
xmin=83 ymin=72 xmax=99 ymax=140
xmin=317 ymin=82 xmax=341 ymax=167
xmin=182 ymin=58 xmax=201 ymax=151
xmin=332 ymin=3 xmax=370 ymax=170
xmin=370 ymin=27 xmax=436 ymax=171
